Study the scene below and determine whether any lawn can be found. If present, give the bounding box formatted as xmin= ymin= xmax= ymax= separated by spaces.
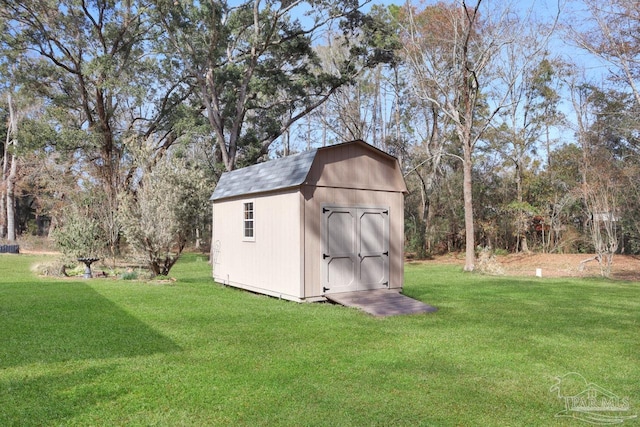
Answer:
xmin=1 ymin=253 xmax=638 ymax=426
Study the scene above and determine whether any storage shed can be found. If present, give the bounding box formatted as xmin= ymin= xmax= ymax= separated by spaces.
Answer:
xmin=210 ymin=140 xmax=408 ymax=302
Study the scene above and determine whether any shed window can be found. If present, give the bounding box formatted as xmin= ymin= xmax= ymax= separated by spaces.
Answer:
xmin=243 ymin=202 xmax=255 ymax=240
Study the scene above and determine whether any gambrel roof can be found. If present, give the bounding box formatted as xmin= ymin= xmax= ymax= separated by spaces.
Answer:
xmin=210 ymin=140 xmax=407 ymax=201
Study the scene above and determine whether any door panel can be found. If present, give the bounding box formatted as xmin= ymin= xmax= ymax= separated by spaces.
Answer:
xmin=360 ymin=255 xmax=385 ymax=286
xmin=327 ymin=209 xmax=355 ymax=255
xmin=327 ymin=257 xmax=355 ymax=289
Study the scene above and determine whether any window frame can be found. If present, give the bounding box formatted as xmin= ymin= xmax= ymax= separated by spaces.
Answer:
xmin=242 ymin=200 xmax=255 ymax=241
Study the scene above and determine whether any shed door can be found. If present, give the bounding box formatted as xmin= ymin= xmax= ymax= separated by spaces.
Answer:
xmin=322 ymin=206 xmax=389 ymax=294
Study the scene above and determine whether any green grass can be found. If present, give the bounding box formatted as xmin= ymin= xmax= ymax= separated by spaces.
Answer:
xmin=1 ymin=254 xmax=638 ymax=426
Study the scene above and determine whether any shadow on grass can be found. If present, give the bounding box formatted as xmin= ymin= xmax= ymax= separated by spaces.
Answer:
xmin=0 ymin=281 xmax=181 ymax=368
xmin=0 ymin=364 xmax=125 ymax=426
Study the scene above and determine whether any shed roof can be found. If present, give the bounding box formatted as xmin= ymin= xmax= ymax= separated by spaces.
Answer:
xmin=210 ymin=140 xmax=405 ymax=201
xmin=210 ymin=148 xmax=318 ymax=201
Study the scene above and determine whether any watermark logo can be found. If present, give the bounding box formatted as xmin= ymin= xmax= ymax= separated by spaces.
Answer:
xmin=550 ymin=372 xmax=637 ymax=425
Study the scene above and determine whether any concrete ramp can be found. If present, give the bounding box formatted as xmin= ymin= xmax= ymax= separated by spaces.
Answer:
xmin=325 ymin=289 xmax=437 ymax=317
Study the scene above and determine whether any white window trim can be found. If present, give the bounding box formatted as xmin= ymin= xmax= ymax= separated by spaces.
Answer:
xmin=243 ymin=200 xmax=255 ymax=242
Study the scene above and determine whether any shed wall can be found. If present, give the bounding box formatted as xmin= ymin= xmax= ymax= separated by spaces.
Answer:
xmin=212 ymin=190 xmax=303 ymax=301
xmin=302 ymin=185 xmax=405 ymax=299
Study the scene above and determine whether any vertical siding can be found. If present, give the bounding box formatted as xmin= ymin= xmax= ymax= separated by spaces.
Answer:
xmin=302 ymin=186 xmax=405 ymax=299
xmin=305 ymin=142 xmax=407 ymax=193
xmin=301 ymin=142 xmax=407 ymax=299
xmin=212 ymin=190 xmax=303 ymax=300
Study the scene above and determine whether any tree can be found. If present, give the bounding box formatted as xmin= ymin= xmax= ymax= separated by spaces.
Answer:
xmin=153 ymin=0 xmax=389 ymax=171
xmin=306 ymin=5 xmax=402 ymax=151
xmin=570 ymin=0 xmax=640 ymax=107
xmin=397 ymin=3 xmax=455 ymax=256
xmin=583 ymin=178 xmax=620 ymax=277
xmin=0 ymin=105 xmax=5 ymax=238
xmin=0 ymin=0 xmax=190 ymax=252
xmin=566 ymin=79 xmax=625 ymax=275
xmin=489 ymin=56 xmax=564 ymax=253
xmin=0 ymin=84 xmax=39 ymax=241
xmin=119 ymin=144 xmax=212 ymax=277
xmin=0 ymin=29 xmax=20 ymax=241
xmin=399 ymin=0 xmax=557 ymax=270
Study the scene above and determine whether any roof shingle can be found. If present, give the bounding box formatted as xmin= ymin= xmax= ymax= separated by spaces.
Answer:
xmin=210 ymin=149 xmax=318 ymax=201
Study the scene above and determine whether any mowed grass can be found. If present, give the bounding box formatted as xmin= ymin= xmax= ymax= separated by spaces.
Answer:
xmin=1 ymin=254 xmax=638 ymax=426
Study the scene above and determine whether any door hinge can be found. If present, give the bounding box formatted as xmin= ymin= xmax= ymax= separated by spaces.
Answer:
xmin=384 ymin=282 xmax=389 ymax=287
xmin=323 ymin=287 xmax=330 ymax=293
xmin=383 ymin=251 xmax=389 ymax=256
xmin=323 ymin=253 xmax=330 ymax=259
xmin=323 ymin=207 xmax=329 ymax=213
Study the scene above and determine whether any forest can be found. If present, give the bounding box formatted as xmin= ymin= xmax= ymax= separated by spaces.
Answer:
xmin=0 ymin=0 xmax=638 ymax=276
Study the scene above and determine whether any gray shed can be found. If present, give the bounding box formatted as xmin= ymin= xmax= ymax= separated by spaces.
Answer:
xmin=210 ymin=140 xmax=408 ymax=302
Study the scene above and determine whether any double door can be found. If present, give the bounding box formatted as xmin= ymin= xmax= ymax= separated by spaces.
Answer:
xmin=321 ymin=206 xmax=390 ymax=294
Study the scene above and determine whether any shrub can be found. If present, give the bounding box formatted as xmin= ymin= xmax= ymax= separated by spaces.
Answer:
xmin=476 ymin=247 xmax=505 ymax=276
xmin=52 ymin=206 xmax=107 ymax=262
xmin=120 ymin=270 xmax=138 ymax=280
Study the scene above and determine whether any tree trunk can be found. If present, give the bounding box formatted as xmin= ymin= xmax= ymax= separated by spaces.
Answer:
xmin=515 ymin=160 xmax=529 ymax=253
xmin=6 ymin=94 xmax=18 ymax=241
xmin=0 ymin=194 xmax=5 ymax=238
xmin=1 ymin=127 xmax=7 ymax=239
xmin=6 ymin=154 xmax=17 ymax=241
xmin=462 ymin=144 xmax=475 ymax=272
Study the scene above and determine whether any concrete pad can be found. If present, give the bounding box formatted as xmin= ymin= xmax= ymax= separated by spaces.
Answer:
xmin=326 ymin=289 xmax=438 ymax=317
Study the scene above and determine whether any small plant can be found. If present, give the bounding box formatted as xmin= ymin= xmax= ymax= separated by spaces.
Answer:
xmin=64 ymin=264 xmax=87 ymax=277
xmin=30 ymin=261 xmax=67 ymax=277
xmin=120 ymin=270 xmax=138 ymax=280
xmin=476 ymin=247 xmax=505 ymax=276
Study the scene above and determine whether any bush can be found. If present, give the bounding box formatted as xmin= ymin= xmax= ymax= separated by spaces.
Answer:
xmin=120 ymin=270 xmax=138 ymax=280
xmin=52 ymin=206 xmax=106 ymax=261
xmin=30 ymin=261 xmax=67 ymax=277
xmin=406 ymin=219 xmax=428 ymax=259
xmin=475 ymin=247 xmax=505 ymax=276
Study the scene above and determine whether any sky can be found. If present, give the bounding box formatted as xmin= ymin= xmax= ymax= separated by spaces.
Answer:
xmin=276 ymin=0 xmax=619 ymax=155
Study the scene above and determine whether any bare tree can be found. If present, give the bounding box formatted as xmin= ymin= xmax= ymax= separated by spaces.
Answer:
xmin=569 ymin=0 xmax=640 ymax=107
xmin=582 ymin=181 xmax=619 ymax=277
xmin=567 ymin=75 xmax=622 ymax=276
xmin=399 ymin=0 xmax=558 ymax=270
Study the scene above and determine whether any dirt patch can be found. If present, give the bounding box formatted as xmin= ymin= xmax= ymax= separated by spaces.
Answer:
xmin=421 ymin=253 xmax=640 ymax=281
xmin=19 ymin=249 xmax=61 ymax=256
